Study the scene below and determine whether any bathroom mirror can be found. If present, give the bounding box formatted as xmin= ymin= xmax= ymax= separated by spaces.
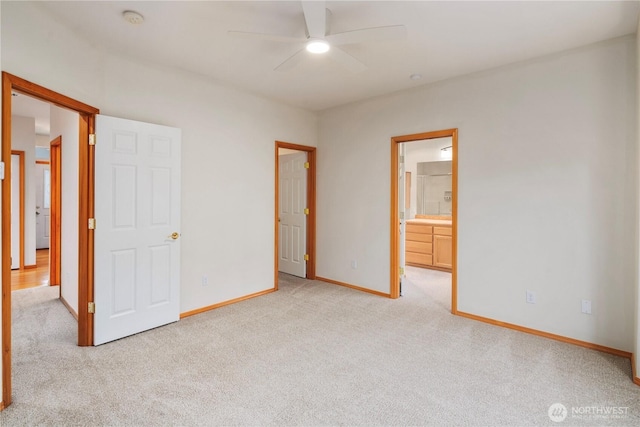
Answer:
xmin=416 ymin=160 xmax=452 ymax=216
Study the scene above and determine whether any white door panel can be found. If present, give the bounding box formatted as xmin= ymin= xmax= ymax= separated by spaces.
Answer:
xmin=94 ymin=115 xmax=181 ymax=345
xmin=35 ymin=163 xmax=51 ymax=249
xmin=279 ymin=152 xmax=307 ymax=277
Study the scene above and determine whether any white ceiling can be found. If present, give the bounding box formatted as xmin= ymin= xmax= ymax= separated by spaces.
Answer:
xmin=19 ymin=1 xmax=640 ymax=113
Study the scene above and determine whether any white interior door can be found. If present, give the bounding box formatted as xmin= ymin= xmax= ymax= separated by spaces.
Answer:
xmin=279 ymin=151 xmax=307 ymax=278
xmin=10 ymin=154 xmax=21 ymax=269
xmin=94 ymin=115 xmax=181 ymax=345
xmin=35 ymin=163 xmax=51 ymax=249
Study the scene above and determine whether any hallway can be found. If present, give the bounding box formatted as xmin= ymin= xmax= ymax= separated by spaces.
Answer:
xmin=11 ymin=249 xmax=50 ymax=291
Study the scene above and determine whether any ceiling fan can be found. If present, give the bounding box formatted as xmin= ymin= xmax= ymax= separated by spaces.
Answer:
xmin=228 ymin=1 xmax=407 ymax=73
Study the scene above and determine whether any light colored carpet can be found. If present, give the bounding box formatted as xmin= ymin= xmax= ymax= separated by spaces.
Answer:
xmin=1 ymin=266 xmax=639 ymax=426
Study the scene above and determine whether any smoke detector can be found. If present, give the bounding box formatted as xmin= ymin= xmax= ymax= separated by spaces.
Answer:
xmin=123 ymin=11 xmax=144 ymax=25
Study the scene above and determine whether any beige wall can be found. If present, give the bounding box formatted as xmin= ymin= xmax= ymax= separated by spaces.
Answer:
xmin=317 ymin=36 xmax=637 ymax=352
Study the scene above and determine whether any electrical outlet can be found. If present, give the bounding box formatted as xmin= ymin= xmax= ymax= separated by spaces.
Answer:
xmin=202 ymin=275 xmax=208 ymax=286
xmin=581 ymin=299 xmax=592 ymax=314
xmin=526 ymin=290 xmax=536 ymax=304
xmin=351 ymin=260 xmax=357 ymax=269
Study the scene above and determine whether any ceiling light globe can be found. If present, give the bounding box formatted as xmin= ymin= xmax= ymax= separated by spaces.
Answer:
xmin=123 ymin=10 xmax=144 ymax=25
xmin=306 ymin=40 xmax=330 ymax=54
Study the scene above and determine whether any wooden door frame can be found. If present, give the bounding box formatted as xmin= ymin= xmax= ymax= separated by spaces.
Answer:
xmin=2 ymin=72 xmax=99 ymax=408
xmin=49 ymin=137 xmax=62 ymax=289
xmin=274 ymin=141 xmax=316 ymax=288
xmin=390 ymin=129 xmax=458 ymax=314
xmin=9 ymin=150 xmax=25 ymax=270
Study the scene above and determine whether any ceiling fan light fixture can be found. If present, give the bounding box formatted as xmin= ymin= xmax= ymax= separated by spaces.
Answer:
xmin=306 ymin=39 xmax=330 ymax=54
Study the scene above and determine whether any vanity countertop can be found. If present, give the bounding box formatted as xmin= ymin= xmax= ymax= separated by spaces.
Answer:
xmin=406 ymin=218 xmax=452 ymax=226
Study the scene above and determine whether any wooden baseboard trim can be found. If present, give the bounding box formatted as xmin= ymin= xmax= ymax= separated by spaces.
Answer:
xmin=23 ymin=264 xmax=37 ymax=270
xmin=59 ymin=295 xmax=78 ymax=321
xmin=632 ymin=355 xmax=640 ymax=386
xmin=456 ymin=311 xmax=632 ymax=359
xmin=180 ymin=288 xmax=276 ymax=319
xmin=0 ymin=401 xmax=5 ymax=411
xmin=315 ymin=276 xmax=391 ymax=298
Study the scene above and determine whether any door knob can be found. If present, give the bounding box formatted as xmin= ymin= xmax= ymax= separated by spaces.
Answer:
xmin=168 ymin=232 xmax=180 ymax=240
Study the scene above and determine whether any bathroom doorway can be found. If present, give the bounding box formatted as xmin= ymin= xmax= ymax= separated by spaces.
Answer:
xmin=390 ymin=129 xmax=458 ymax=313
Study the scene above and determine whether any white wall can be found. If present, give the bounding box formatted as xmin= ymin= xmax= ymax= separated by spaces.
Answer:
xmin=50 ymin=105 xmax=79 ymax=315
xmin=0 ymin=2 xmax=317 ymax=324
xmin=11 ymin=116 xmax=36 ymax=267
xmin=318 ymin=36 xmax=637 ymax=352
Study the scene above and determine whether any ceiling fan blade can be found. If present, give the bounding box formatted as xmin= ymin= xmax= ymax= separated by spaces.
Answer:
xmin=301 ymin=0 xmax=326 ymax=38
xmin=227 ymin=31 xmax=304 ymax=44
xmin=326 ymin=25 xmax=407 ymax=46
xmin=274 ymin=48 xmax=307 ymax=72
xmin=328 ymin=47 xmax=367 ymax=73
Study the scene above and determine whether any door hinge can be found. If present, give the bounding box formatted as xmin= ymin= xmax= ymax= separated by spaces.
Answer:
xmin=399 ymin=211 xmax=405 ymax=220
xmin=399 ymin=155 xmax=405 ymax=164
xmin=89 ymin=134 xmax=96 ymax=146
xmin=88 ymin=302 xmax=95 ymax=314
xmin=400 ymin=267 xmax=405 ymax=276
xmin=304 ymin=162 xmax=310 ymax=169
xmin=304 ymin=208 xmax=310 ymax=215
xmin=88 ymin=218 xmax=96 ymax=229
xmin=304 ymin=254 xmax=310 ymax=261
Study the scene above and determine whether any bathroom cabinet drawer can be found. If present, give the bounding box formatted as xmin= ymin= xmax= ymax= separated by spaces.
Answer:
xmin=406 ymin=241 xmax=432 ymax=254
xmin=406 ymin=224 xmax=432 ymax=234
xmin=406 ymin=252 xmax=433 ymax=266
xmin=433 ymin=226 xmax=452 ymax=236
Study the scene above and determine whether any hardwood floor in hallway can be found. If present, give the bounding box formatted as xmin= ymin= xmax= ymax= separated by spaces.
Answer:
xmin=11 ymin=249 xmax=53 ymax=291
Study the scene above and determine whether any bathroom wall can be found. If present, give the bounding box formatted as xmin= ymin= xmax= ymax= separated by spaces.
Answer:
xmin=405 ymin=137 xmax=452 ymax=219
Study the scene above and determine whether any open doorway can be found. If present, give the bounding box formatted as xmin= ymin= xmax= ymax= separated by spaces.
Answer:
xmin=390 ymin=129 xmax=458 ymax=313
xmin=2 ymin=72 xmax=99 ymax=407
xmin=9 ymin=93 xmax=75 ymax=303
xmin=274 ymin=141 xmax=316 ymax=288
xmin=9 ymin=93 xmax=54 ymax=292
